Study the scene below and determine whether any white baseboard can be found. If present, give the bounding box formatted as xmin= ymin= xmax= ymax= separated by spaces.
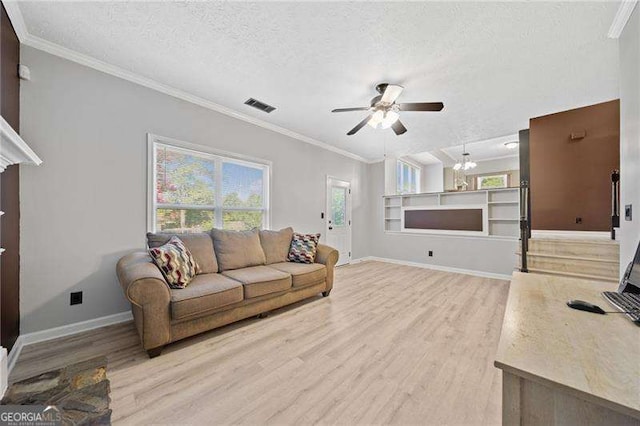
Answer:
xmin=6 ymin=311 xmax=133 ymax=376
xmin=351 ymin=256 xmax=512 ymax=281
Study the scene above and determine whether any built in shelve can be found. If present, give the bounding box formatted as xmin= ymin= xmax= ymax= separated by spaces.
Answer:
xmin=383 ymin=188 xmax=519 ymax=238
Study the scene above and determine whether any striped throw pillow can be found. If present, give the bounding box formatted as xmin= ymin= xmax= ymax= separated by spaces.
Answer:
xmin=148 ymin=236 xmax=199 ymax=289
xmin=288 ymin=233 xmax=321 ymax=264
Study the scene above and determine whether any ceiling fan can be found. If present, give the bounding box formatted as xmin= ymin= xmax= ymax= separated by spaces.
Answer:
xmin=331 ymin=83 xmax=444 ymax=136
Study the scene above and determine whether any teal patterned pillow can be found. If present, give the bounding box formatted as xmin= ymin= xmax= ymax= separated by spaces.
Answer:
xmin=288 ymin=233 xmax=321 ymax=264
xmin=148 ymin=236 xmax=199 ymax=289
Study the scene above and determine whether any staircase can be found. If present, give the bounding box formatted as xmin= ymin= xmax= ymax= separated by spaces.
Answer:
xmin=518 ymin=237 xmax=620 ymax=283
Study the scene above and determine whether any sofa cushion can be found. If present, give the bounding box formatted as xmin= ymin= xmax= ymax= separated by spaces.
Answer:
xmin=259 ymin=227 xmax=294 ymax=264
xmin=148 ymin=236 xmax=199 ymax=289
xmin=147 ymin=232 xmax=218 ymax=274
xmin=267 ymin=262 xmax=327 ymax=288
xmin=222 ymin=266 xmax=291 ymax=299
xmin=170 ymin=273 xmax=243 ymax=320
xmin=210 ymin=229 xmax=266 ymax=272
xmin=288 ymin=233 xmax=321 ymax=264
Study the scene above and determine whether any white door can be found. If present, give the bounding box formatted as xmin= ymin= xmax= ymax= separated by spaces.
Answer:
xmin=326 ymin=177 xmax=352 ymax=266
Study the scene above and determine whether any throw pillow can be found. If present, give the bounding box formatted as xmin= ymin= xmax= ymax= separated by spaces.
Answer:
xmin=210 ymin=228 xmax=267 ymax=271
xmin=148 ymin=236 xmax=199 ymax=289
xmin=259 ymin=227 xmax=294 ymax=264
xmin=288 ymin=233 xmax=321 ymax=264
xmin=147 ymin=232 xmax=216 ymax=273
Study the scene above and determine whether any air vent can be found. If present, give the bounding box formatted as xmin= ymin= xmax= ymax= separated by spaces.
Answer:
xmin=244 ymin=98 xmax=276 ymax=113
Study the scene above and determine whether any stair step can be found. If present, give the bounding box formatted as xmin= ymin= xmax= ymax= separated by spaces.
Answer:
xmin=526 ymin=268 xmax=618 ymax=283
xmin=516 ymin=252 xmax=619 ymax=264
xmin=527 ymin=238 xmax=619 ymax=258
xmin=519 ymin=253 xmax=618 ymax=278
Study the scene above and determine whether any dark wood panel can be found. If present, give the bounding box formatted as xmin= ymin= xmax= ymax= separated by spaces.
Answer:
xmin=529 ymin=100 xmax=620 ymax=231
xmin=1 ymin=3 xmax=21 ymax=352
xmin=404 ymin=209 xmax=484 ymax=231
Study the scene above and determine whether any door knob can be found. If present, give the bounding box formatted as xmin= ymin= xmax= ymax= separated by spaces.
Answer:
xmin=328 ymin=226 xmax=333 ymax=230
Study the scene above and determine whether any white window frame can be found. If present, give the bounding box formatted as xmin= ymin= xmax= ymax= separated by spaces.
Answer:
xmin=476 ymin=174 xmax=508 ymax=190
xmin=147 ymin=133 xmax=271 ymax=232
xmin=397 ymin=160 xmax=421 ymax=195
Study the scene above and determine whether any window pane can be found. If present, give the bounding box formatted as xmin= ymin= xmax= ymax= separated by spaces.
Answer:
xmin=223 ymin=210 xmax=263 ymax=231
xmin=331 ymin=187 xmax=346 ymax=226
xmin=156 ymin=209 xmax=214 ymax=233
xmin=223 ymin=162 xmax=264 ymax=208
xmin=156 ymin=146 xmax=215 ymax=205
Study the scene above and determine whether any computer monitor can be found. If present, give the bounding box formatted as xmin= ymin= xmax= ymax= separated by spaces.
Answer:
xmin=618 ymin=238 xmax=640 ymax=294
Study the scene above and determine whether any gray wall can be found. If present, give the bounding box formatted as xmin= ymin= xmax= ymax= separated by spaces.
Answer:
xmin=367 ymin=162 xmax=518 ymax=276
xmin=619 ymin=6 xmax=640 ymax=275
xmin=19 ymin=47 xmax=370 ymax=333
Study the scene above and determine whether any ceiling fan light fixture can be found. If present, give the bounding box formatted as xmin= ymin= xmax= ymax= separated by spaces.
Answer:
xmin=368 ymin=109 xmax=385 ymax=128
xmin=380 ymin=110 xmax=400 ymax=129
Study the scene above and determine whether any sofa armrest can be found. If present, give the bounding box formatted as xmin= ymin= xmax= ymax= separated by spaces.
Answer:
xmin=315 ymin=244 xmax=339 ymax=293
xmin=116 ymin=252 xmax=172 ymax=350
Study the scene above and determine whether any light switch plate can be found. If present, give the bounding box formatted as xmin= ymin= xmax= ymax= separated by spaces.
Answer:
xmin=625 ymin=204 xmax=632 ymax=221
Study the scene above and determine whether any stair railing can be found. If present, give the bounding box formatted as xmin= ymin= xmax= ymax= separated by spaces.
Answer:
xmin=611 ymin=170 xmax=620 ymax=240
xmin=520 ymin=180 xmax=529 ymax=272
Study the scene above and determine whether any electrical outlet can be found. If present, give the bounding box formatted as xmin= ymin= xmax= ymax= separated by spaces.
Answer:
xmin=428 ymin=250 xmax=433 ymax=257
xmin=70 ymin=291 xmax=83 ymax=306
xmin=575 ymin=217 xmax=582 ymax=224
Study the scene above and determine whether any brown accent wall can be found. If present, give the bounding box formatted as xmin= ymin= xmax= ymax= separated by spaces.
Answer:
xmin=529 ymin=100 xmax=620 ymax=231
xmin=1 ymin=3 xmax=21 ymax=351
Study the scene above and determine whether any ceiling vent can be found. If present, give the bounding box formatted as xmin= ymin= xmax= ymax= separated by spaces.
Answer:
xmin=244 ymin=98 xmax=276 ymax=113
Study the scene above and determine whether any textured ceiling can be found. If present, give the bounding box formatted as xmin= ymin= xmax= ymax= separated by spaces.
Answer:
xmin=17 ymin=1 xmax=620 ymax=161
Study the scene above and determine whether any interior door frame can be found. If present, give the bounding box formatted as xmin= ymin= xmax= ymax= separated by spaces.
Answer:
xmin=326 ymin=175 xmax=352 ymax=265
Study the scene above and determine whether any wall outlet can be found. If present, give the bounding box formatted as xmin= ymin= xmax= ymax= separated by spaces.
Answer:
xmin=428 ymin=250 xmax=433 ymax=257
xmin=625 ymin=204 xmax=632 ymax=221
xmin=70 ymin=291 xmax=83 ymax=305
xmin=575 ymin=217 xmax=582 ymax=224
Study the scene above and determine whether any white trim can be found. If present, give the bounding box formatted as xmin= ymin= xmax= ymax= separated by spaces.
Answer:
xmin=6 ymin=311 xmax=133 ymax=376
xmin=351 ymin=256 xmax=512 ymax=281
xmin=326 ymin=176 xmax=352 ymax=266
xmin=608 ymin=1 xmax=638 ymax=39
xmin=401 ymin=204 xmax=489 ymax=237
xmin=0 ymin=346 xmax=7 ymax=398
xmin=1 ymin=2 xmax=370 ymax=165
xmin=531 ymin=230 xmax=612 ymax=240
xmin=1 ymin=1 xmax=28 ymax=42
xmin=0 ymin=115 xmax=42 ymax=172
xmin=148 ymin=134 xmax=271 ymax=232
xmin=7 ymin=337 xmax=23 ymax=377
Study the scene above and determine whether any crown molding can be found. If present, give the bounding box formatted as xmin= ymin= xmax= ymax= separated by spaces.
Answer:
xmin=1 ymin=1 xmax=28 ymax=42
xmin=608 ymin=0 xmax=638 ymax=39
xmin=1 ymin=2 xmax=369 ymax=164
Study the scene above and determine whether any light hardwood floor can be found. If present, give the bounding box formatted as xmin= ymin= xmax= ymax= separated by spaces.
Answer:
xmin=11 ymin=261 xmax=510 ymax=425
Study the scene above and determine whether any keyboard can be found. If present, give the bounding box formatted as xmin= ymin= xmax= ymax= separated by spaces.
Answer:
xmin=602 ymin=291 xmax=640 ymax=325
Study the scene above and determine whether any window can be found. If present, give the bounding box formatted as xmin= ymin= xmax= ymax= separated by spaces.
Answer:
xmin=397 ymin=160 xmax=420 ymax=194
xmin=477 ymin=174 xmax=508 ymax=189
xmin=150 ymin=139 xmax=269 ymax=233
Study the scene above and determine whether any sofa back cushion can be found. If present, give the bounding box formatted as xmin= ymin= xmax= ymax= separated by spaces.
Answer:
xmin=147 ymin=232 xmax=218 ymax=274
xmin=259 ymin=227 xmax=294 ymax=264
xmin=210 ymin=228 xmax=266 ymax=272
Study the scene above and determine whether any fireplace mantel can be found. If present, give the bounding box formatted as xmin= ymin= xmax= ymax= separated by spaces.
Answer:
xmin=0 ymin=115 xmax=42 ymax=173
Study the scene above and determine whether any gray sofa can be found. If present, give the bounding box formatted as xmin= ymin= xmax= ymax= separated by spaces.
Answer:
xmin=116 ymin=228 xmax=338 ymax=357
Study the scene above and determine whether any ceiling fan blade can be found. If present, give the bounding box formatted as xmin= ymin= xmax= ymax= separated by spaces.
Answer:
xmin=347 ymin=115 xmax=373 ymax=135
xmin=381 ymin=84 xmax=404 ymax=104
xmin=398 ymin=102 xmax=444 ymax=111
xmin=331 ymin=107 xmax=370 ymax=113
xmin=392 ymin=120 xmax=407 ymax=135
